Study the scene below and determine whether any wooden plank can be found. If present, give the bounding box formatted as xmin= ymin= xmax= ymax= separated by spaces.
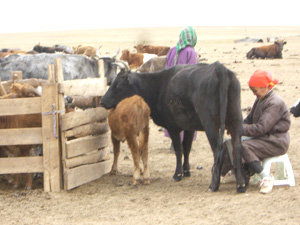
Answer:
xmin=64 ymin=122 xmax=109 ymax=138
xmin=0 ymin=128 xmax=42 ymax=145
xmin=0 ymin=157 xmax=44 ymax=173
xmin=58 ymin=78 xmax=106 ymax=97
xmin=0 ymin=97 xmax=41 ymax=116
xmin=66 ymin=134 xmax=108 ymax=158
xmin=64 ymin=160 xmax=111 ymax=190
xmin=61 ymin=107 xmax=108 ymax=131
xmin=64 ymin=148 xmax=110 ymax=169
xmin=41 ymin=81 xmax=62 ymax=192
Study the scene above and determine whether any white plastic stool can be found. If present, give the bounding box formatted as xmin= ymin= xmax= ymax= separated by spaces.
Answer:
xmin=261 ymin=154 xmax=295 ymax=186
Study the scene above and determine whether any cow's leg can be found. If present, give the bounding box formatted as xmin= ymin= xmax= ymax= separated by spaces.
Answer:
xmin=139 ymin=126 xmax=150 ymax=185
xmin=125 ymin=133 xmax=140 ymax=185
xmin=202 ymin=123 xmax=221 ymax=192
xmin=182 ymin=130 xmax=194 ymax=177
xmin=110 ymin=135 xmax=121 ymax=175
xmin=230 ymin=127 xmax=246 ymax=193
xmin=168 ymin=131 xmax=183 ymax=181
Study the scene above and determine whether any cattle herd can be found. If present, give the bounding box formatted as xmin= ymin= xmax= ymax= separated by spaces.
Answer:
xmin=0 ymin=39 xmax=294 ymax=193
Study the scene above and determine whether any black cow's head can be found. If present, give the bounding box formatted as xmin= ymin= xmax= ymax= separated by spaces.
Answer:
xmin=33 ymin=44 xmax=43 ymax=53
xmin=100 ymin=69 xmax=135 ymax=109
xmin=290 ymin=99 xmax=300 ymax=117
xmin=101 ymin=57 xmax=118 ymax=85
xmin=95 ymin=47 xmax=130 ymax=86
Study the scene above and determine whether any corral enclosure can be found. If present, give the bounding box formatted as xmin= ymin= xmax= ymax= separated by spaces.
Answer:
xmin=0 ymin=59 xmax=110 ymax=191
xmin=0 ymin=26 xmax=300 ymax=225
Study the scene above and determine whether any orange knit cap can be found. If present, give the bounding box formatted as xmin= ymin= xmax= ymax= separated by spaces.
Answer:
xmin=248 ymin=70 xmax=279 ymax=89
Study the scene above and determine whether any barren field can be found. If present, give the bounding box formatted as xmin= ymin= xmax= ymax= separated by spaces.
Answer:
xmin=1 ymin=26 xmax=300 ymax=225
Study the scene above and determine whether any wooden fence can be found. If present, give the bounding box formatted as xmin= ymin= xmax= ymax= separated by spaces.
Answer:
xmin=0 ymin=58 xmax=111 ymax=191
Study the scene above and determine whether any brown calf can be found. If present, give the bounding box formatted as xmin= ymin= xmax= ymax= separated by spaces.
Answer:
xmin=246 ymin=40 xmax=287 ymax=59
xmin=134 ymin=44 xmax=170 ymax=56
xmin=108 ymin=95 xmax=151 ymax=185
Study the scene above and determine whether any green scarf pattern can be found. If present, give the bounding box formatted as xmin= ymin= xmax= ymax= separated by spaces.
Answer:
xmin=174 ymin=26 xmax=197 ymax=64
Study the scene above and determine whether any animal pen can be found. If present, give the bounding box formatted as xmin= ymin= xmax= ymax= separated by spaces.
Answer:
xmin=0 ymin=58 xmax=111 ymax=192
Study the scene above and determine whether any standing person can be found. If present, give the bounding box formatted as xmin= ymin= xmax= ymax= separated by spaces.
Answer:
xmin=164 ymin=26 xmax=199 ymax=150
xmin=221 ymin=70 xmax=290 ymax=194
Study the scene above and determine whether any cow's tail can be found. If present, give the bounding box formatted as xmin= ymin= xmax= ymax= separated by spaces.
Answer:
xmin=216 ymin=62 xmax=229 ymax=151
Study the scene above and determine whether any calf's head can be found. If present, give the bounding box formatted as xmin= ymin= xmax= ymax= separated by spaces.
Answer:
xmin=100 ymin=70 xmax=135 ymax=109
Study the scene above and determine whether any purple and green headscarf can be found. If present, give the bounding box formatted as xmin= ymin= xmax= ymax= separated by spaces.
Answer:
xmin=174 ymin=26 xmax=197 ymax=64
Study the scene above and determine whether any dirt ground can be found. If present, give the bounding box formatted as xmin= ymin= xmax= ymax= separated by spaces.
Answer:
xmin=1 ymin=26 xmax=300 ymax=225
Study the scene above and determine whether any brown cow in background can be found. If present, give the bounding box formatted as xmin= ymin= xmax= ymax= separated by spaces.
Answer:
xmin=72 ymin=45 xmax=100 ymax=57
xmin=246 ymin=40 xmax=287 ymax=59
xmin=134 ymin=44 xmax=170 ymax=56
xmin=120 ymin=49 xmax=157 ymax=69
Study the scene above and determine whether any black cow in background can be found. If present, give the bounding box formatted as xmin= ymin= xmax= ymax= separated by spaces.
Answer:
xmin=290 ymin=98 xmax=300 ymax=117
xmin=100 ymin=61 xmax=246 ymax=193
xmin=33 ymin=44 xmax=72 ymax=54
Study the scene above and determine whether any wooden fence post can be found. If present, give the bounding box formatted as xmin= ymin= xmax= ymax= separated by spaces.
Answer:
xmin=55 ymin=58 xmax=68 ymax=190
xmin=0 ymin=78 xmax=7 ymax=96
xmin=41 ymin=64 xmax=62 ymax=192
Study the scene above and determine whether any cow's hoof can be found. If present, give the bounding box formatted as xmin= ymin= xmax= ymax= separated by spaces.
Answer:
xmin=173 ymin=174 xmax=182 ymax=181
xmin=237 ymin=184 xmax=247 ymax=193
xmin=143 ymin=179 xmax=150 ymax=185
xmin=24 ymin=186 xmax=32 ymax=191
xmin=110 ymin=170 xmax=118 ymax=175
xmin=183 ymin=171 xmax=191 ymax=177
xmin=12 ymin=184 xmax=19 ymax=189
xmin=208 ymin=184 xmax=219 ymax=192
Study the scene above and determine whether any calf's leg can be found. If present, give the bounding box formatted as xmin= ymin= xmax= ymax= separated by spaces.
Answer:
xmin=110 ymin=136 xmax=121 ymax=175
xmin=125 ymin=133 xmax=140 ymax=185
xmin=139 ymin=126 xmax=150 ymax=184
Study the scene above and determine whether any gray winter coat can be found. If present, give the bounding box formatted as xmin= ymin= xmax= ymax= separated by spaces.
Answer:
xmin=242 ymin=90 xmax=290 ymax=163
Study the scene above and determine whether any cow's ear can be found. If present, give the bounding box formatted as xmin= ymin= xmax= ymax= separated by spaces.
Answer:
xmin=283 ymin=41 xmax=287 ymax=45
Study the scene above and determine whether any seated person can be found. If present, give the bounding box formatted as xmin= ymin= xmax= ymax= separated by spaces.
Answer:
xmin=221 ymin=70 xmax=291 ymax=194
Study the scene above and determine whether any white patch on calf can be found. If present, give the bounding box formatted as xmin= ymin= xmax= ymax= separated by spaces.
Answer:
xmin=36 ymin=86 xmax=42 ymax=96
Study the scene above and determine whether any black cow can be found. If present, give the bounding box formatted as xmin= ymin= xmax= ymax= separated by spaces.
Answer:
xmin=33 ymin=44 xmax=71 ymax=54
xmin=290 ymin=98 xmax=300 ymax=117
xmin=100 ymin=61 xmax=245 ymax=193
xmin=0 ymin=49 xmax=125 ymax=85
